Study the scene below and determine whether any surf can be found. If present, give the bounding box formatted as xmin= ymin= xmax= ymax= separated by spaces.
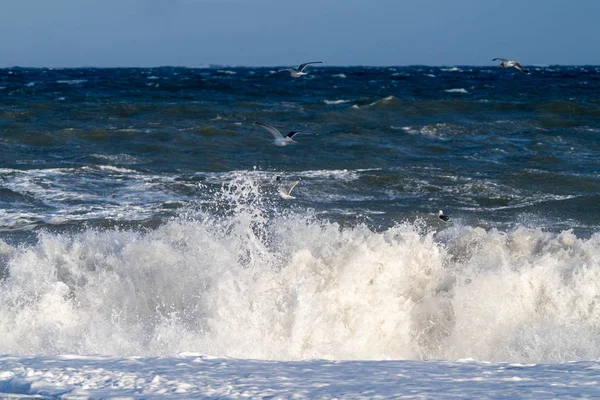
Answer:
xmin=0 ymin=176 xmax=599 ymax=363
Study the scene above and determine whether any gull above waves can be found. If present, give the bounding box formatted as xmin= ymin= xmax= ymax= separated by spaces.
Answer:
xmin=276 ymin=176 xmax=301 ymax=200
xmin=278 ymin=61 xmax=323 ymax=77
xmin=254 ymin=121 xmax=310 ymax=146
xmin=438 ymin=210 xmax=450 ymax=222
xmin=493 ymin=58 xmax=530 ymax=74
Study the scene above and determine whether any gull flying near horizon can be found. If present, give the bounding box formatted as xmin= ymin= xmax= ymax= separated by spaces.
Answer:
xmin=254 ymin=121 xmax=310 ymax=146
xmin=278 ymin=61 xmax=323 ymax=77
xmin=493 ymin=58 xmax=530 ymax=74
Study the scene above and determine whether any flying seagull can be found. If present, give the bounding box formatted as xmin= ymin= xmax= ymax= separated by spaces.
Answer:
xmin=278 ymin=61 xmax=323 ymax=77
xmin=438 ymin=210 xmax=450 ymax=222
xmin=254 ymin=121 xmax=309 ymax=146
xmin=493 ymin=58 xmax=530 ymax=74
xmin=277 ymin=177 xmax=301 ymax=200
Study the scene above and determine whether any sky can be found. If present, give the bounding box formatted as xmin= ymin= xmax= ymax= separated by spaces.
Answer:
xmin=0 ymin=0 xmax=598 ymax=67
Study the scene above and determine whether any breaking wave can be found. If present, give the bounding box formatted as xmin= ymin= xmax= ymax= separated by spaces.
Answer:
xmin=0 ymin=176 xmax=599 ymax=363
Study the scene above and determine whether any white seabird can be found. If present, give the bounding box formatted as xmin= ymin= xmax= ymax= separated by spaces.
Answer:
xmin=255 ymin=121 xmax=309 ymax=146
xmin=438 ymin=209 xmax=450 ymax=222
xmin=493 ymin=58 xmax=530 ymax=74
xmin=278 ymin=61 xmax=323 ymax=77
xmin=277 ymin=177 xmax=301 ymax=200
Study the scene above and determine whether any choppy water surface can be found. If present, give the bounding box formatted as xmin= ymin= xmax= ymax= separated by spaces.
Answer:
xmin=0 ymin=66 xmax=599 ymax=362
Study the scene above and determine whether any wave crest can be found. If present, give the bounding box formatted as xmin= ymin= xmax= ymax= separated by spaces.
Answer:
xmin=0 ymin=176 xmax=599 ymax=362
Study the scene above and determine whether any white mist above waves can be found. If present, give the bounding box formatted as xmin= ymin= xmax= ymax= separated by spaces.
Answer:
xmin=0 ymin=181 xmax=599 ymax=363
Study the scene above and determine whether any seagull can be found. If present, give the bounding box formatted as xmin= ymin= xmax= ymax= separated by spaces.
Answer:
xmin=278 ymin=61 xmax=323 ymax=77
xmin=493 ymin=58 xmax=530 ymax=74
xmin=438 ymin=210 xmax=450 ymax=222
xmin=277 ymin=177 xmax=301 ymax=200
xmin=254 ymin=121 xmax=309 ymax=146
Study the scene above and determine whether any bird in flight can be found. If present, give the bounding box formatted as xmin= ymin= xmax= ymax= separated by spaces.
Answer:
xmin=276 ymin=177 xmax=301 ymax=200
xmin=438 ymin=210 xmax=450 ymax=222
xmin=254 ymin=121 xmax=310 ymax=146
xmin=493 ymin=58 xmax=530 ymax=74
xmin=278 ymin=61 xmax=323 ymax=77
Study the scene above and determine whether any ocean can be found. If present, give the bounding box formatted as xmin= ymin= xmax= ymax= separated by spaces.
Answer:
xmin=0 ymin=65 xmax=599 ymax=397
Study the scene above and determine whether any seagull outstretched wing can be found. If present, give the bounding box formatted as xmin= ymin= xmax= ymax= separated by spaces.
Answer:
xmin=286 ymin=131 xmax=310 ymax=139
xmin=255 ymin=121 xmax=284 ymax=139
xmin=297 ymin=61 xmax=323 ymax=72
xmin=513 ymin=62 xmax=530 ymax=74
xmin=286 ymin=179 xmax=300 ymax=195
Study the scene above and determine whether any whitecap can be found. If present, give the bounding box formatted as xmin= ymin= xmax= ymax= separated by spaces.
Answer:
xmin=441 ymin=67 xmax=462 ymax=72
xmin=56 ymin=79 xmax=87 ymax=85
xmin=98 ymin=165 xmax=138 ymax=174
xmin=445 ymin=88 xmax=468 ymax=93
xmin=364 ymin=95 xmax=398 ymax=107
xmin=323 ymin=99 xmax=351 ymax=105
xmin=1 ymin=210 xmax=600 ymax=364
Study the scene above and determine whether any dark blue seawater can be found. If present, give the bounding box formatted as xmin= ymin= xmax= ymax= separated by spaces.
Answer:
xmin=1 ymin=66 xmax=598 ymax=239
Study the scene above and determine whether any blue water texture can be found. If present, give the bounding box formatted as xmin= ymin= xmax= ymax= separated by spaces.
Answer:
xmin=0 ymin=65 xmax=599 ymax=239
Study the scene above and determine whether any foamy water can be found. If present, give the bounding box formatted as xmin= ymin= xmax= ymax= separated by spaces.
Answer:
xmin=1 ymin=176 xmax=599 ymax=364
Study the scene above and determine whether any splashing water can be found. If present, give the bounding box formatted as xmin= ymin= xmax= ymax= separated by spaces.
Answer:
xmin=0 ymin=175 xmax=599 ymax=363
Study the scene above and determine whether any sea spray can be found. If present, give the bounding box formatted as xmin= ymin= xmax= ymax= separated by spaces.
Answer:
xmin=0 ymin=176 xmax=599 ymax=363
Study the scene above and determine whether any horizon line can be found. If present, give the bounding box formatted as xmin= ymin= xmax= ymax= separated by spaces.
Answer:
xmin=1 ymin=63 xmax=598 ymax=69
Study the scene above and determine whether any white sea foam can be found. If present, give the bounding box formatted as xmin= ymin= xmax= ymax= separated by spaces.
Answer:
xmin=323 ymin=99 xmax=351 ymax=105
xmin=364 ymin=95 xmax=399 ymax=108
xmin=445 ymin=88 xmax=468 ymax=93
xmin=298 ymin=168 xmax=380 ymax=181
xmin=90 ymin=153 xmax=144 ymax=165
xmin=0 ymin=176 xmax=599 ymax=364
xmin=402 ymin=123 xmax=451 ymax=138
xmin=332 ymin=73 xmax=346 ymax=78
xmin=199 ymin=168 xmax=373 ymax=185
xmin=97 ymin=165 xmax=138 ymax=174
xmin=1 ymin=355 xmax=599 ymax=398
xmin=441 ymin=67 xmax=462 ymax=72
xmin=0 ymin=166 xmax=178 ymax=227
xmin=56 ymin=79 xmax=87 ymax=85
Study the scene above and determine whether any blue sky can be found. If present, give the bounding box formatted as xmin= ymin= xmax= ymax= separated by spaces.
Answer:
xmin=0 ymin=0 xmax=598 ymax=67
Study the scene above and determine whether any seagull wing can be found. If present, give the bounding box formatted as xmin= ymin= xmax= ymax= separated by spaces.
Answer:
xmin=286 ymin=180 xmax=300 ymax=195
xmin=286 ymin=131 xmax=310 ymax=139
xmin=513 ymin=63 xmax=530 ymax=74
xmin=492 ymin=58 xmax=508 ymax=62
xmin=255 ymin=121 xmax=284 ymax=139
xmin=297 ymin=61 xmax=323 ymax=72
